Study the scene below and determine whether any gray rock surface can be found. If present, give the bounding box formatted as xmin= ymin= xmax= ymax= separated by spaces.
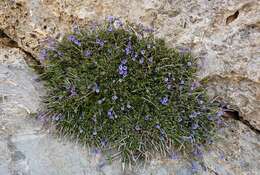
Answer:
xmin=0 ymin=0 xmax=259 ymax=130
xmin=0 ymin=37 xmax=260 ymax=175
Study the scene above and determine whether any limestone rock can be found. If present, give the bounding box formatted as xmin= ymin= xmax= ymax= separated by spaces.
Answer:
xmin=0 ymin=0 xmax=259 ymax=130
xmin=0 ymin=36 xmax=260 ymax=175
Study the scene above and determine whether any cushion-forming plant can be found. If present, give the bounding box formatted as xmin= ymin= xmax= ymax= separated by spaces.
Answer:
xmin=38 ymin=17 xmax=221 ymax=163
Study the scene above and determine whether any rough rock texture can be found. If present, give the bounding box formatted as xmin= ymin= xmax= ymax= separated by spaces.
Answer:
xmin=0 ymin=0 xmax=259 ymax=130
xmin=0 ymin=35 xmax=260 ymax=175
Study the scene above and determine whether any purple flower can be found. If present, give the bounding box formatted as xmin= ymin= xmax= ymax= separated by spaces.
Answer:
xmin=51 ymin=113 xmax=64 ymax=121
xmin=132 ymin=52 xmax=138 ymax=61
xmin=84 ymin=50 xmax=92 ymax=58
xmin=67 ymin=35 xmax=81 ymax=46
xmin=160 ymin=97 xmax=169 ymax=105
xmin=39 ymin=49 xmax=48 ymax=62
xmin=114 ymin=19 xmax=123 ymax=28
xmin=189 ymin=111 xmax=198 ymax=118
xmin=140 ymin=49 xmax=145 ymax=55
xmin=93 ymin=83 xmax=100 ymax=93
xmin=143 ymin=27 xmax=154 ymax=33
xmin=155 ymin=124 xmax=161 ymax=129
xmin=192 ymin=122 xmax=199 ymax=130
xmin=72 ymin=23 xmax=80 ymax=34
xmin=107 ymin=15 xmax=114 ymax=22
xmin=191 ymin=81 xmax=200 ymax=91
xmin=96 ymin=39 xmax=104 ymax=47
xmin=107 ymin=108 xmax=115 ymax=119
xmin=118 ymin=61 xmax=128 ymax=78
xmin=207 ymin=115 xmax=213 ymax=121
xmin=144 ymin=115 xmax=151 ymax=121
xmin=216 ymin=109 xmax=224 ymax=117
xmin=101 ymin=138 xmax=108 ymax=147
xmin=179 ymin=47 xmax=190 ymax=54
xmin=108 ymin=25 xmax=113 ymax=32
xmin=112 ymin=95 xmax=118 ymax=101
xmin=46 ymin=38 xmax=57 ymax=50
xmin=69 ymin=85 xmax=77 ymax=96
xmin=135 ymin=125 xmax=141 ymax=131
xmin=125 ymin=41 xmax=132 ymax=55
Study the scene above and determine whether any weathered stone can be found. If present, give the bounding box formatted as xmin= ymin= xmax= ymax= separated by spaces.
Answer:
xmin=0 ymin=0 xmax=259 ymax=130
xmin=0 ymin=37 xmax=260 ymax=175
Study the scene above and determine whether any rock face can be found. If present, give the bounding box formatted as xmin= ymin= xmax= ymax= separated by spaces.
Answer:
xmin=0 ymin=0 xmax=259 ymax=130
xmin=0 ymin=35 xmax=260 ymax=175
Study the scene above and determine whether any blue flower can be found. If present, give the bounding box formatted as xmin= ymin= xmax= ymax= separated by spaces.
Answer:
xmin=160 ymin=97 xmax=169 ymax=105
xmin=140 ymin=49 xmax=145 ymax=55
xmin=114 ymin=19 xmax=123 ymax=28
xmin=144 ymin=115 xmax=151 ymax=121
xmin=135 ymin=125 xmax=141 ymax=131
xmin=216 ymin=108 xmax=224 ymax=117
xmin=101 ymin=138 xmax=108 ymax=147
xmin=107 ymin=108 xmax=114 ymax=119
xmin=39 ymin=49 xmax=47 ymax=62
xmin=108 ymin=25 xmax=113 ymax=32
xmin=118 ymin=60 xmax=128 ymax=78
xmin=96 ymin=39 xmax=105 ymax=47
xmin=112 ymin=95 xmax=118 ymax=101
xmin=67 ymin=35 xmax=81 ymax=46
xmin=121 ymin=59 xmax=127 ymax=64
xmin=207 ymin=115 xmax=213 ymax=121
xmin=132 ymin=52 xmax=138 ymax=61
xmin=51 ymin=113 xmax=63 ymax=121
xmin=190 ymin=81 xmax=200 ymax=91
xmin=125 ymin=41 xmax=132 ymax=55
xmin=93 ymin=83 xmax=100 ymax=93
xmin=189 ymin=111 xmax=198 ymax=118
xmin=155 ymin=123 xmax=160 ymax=129
xmin=84 ymin=50 xmax=92 ymax=58
xmin=180 ymin=80 xmax=185 ymax=85
xmin=69 ymin=85 xmax=77 ymax=96
xmin=107 ymin=15 xmax=114 ymax=22
xmin=192 ymin=122 xmax=199 ymax=130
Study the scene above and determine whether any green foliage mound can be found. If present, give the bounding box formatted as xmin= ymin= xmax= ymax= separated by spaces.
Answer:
xmin=39 ymin=17 xmax=219 ymax=162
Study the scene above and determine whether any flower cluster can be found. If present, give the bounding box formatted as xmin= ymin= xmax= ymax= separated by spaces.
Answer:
xmin=40 ymin=17 xmax=219 ymax=163
xmin=67 ymin=35 xmax=81 ymax=46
